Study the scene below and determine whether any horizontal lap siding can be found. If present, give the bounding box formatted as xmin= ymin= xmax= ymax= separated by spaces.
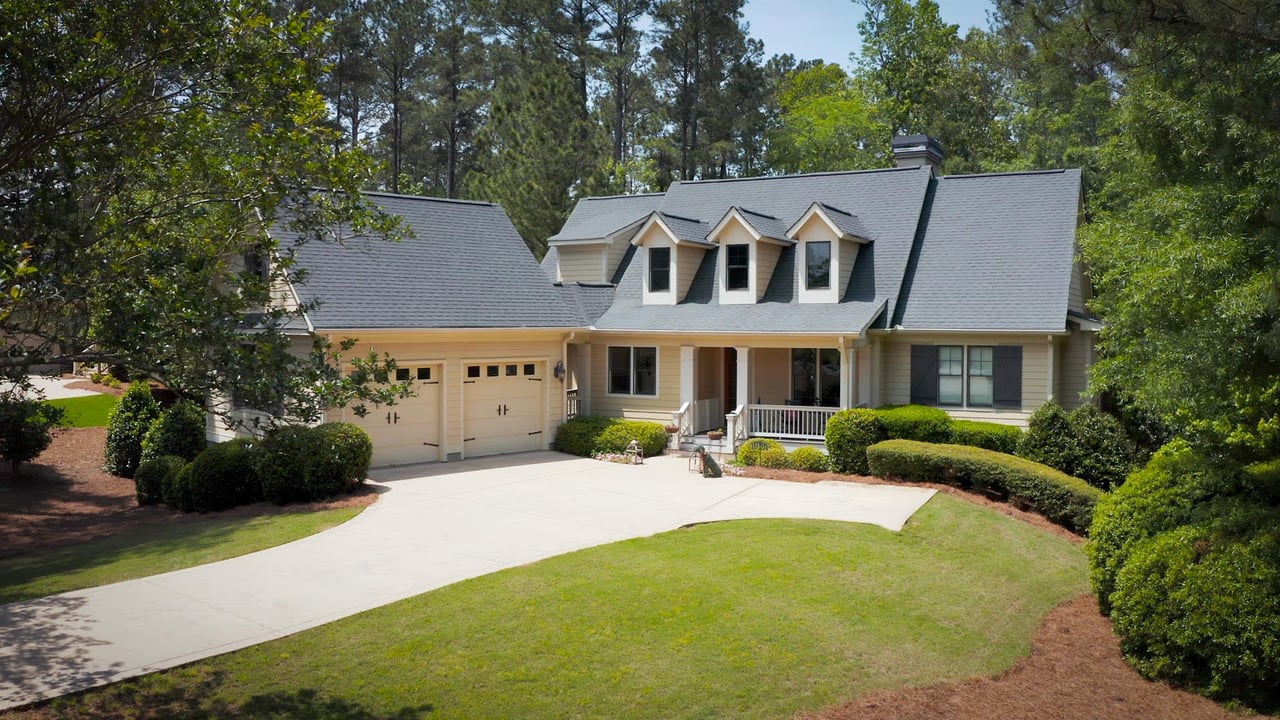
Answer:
xmin=677 ymin=245 xmax=706 ymax=301
xmin=1058 ymin=329 xmax=1092 ymax=409
xmin=755 ymin=243 xmax=782 ymax=302
xmin=557 ymin=245 xmax=605 ymax=283
xmin=753 ymin=348 xmax=790 ymax=405
xmin=590 ymin=338 xmax=681 ymax=423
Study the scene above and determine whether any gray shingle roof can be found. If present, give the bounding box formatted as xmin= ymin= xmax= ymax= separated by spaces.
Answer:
xmin=892 ymin=169 xmax=1082 ymax=331
xmin=281 ymin=193 xmax=583 ymax=330
xmin=732 ymin=207 xmax=792 ymax=242
xmin=648 ymin=212 xmax=713 ymax=246
xmin=548 ymin=193 xmax=664 ymax=242
xmin=815 ymin=203 xmax=872 ymax=240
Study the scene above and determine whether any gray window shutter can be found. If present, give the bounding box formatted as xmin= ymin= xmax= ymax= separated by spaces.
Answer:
xmin=909 ymin=345 xmax=937 ymax=405
xmin=993 ymin=346 xmax=1023 ymax=408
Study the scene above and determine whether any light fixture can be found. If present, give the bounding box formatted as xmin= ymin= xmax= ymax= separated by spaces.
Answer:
xmin=553 ymin=360 xmax=566 ymax=382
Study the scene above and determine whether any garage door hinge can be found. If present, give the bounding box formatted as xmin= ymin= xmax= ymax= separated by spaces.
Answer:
xmin=527 ymin=430 xmax=542 ymax=436
xmin=527 ymin=377 xmax=542 ymax=382
xmin=463 ymin=380 xmax=476 ymax=384
xmin=464 ymin=437 xmax=476 ymax=442
xmin=422 ymin=442 xmax=439 ymax=447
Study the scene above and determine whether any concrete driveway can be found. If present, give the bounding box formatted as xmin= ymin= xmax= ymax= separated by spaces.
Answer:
xmin=0 ymin=452 xmax=935 ymax=710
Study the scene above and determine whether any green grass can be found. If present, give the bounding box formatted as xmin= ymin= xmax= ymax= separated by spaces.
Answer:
xmin=43 ymin=394 xmax=119 ymax=427
xmin=0 ymin=508 xmax=361 ymax=604
xmin=44 ymin=495 xmax=1088 ymax=720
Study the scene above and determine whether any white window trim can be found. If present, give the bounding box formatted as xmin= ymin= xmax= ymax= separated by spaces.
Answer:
xmin=606 ymin=345 xmax=660 ymax=397
xmin=804 ymin=240 xmax=832 ymax=291
xmin=935 ymin=344 xmax=998 ymax=409
xmin=648 ymin=246 xmax=672 ymax=294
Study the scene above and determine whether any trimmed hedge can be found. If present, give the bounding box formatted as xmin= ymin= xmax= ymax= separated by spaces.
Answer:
xmin=134 ymin=454 xmax=186 ymax=506
xmin=736 ymin=438 xmax=785 ymax=467
xmin=553 ymin=416 xmax=667 ymax=458
xmin=104 ymin=382 xmax=160 ymax=478
xmin=256 ymin=426 xmax=322 ymax=505
xmin=756 ymin=446 xmax=791 ymax=469
xmin=163 ymin=461 xmax=197 ymax=512
xmin=140 ymin=399 xmax=207 ymax=464
xmin=312 ymin=422 xmax=374 ymax=497
xmin=187 ymin=439 xmax=260 ymax=511
xmin=877 ymin=405 xmax=952 ymax=443
xmin=866 ymin=439 xmax=1104 ymax=533
xmin=824 ymin=408 xmax=883 ymax=474
xmin=788 ymin=446 xmax=829 ymax=472
xmin=949 ymin=420 xmax=1021 ymax=454
xmin=1019 ymin=399 xmax=1135 ymax=490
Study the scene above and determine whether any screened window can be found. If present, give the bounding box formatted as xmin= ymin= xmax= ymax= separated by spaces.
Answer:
xmin=805 ymin=241 xmax=831 ymax=290
xmin=968 ymin=346 xmax=993 ymax=406
xmin=607 ymin=346 xmax=658 ymax=396
xmin=790 ymin=348 xmax=841 ymax=407
xmin=649 ymin=247 xmax=671 ymax=292
xmin=938 ymin=346 xmax=964 ymax=405
xmin=726 ymin=244 xmax=750 ymax=290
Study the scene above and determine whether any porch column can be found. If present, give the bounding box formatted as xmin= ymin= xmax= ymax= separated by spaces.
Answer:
xmin=734 ymin=346 xmax=750 ymax=411
xmin=1046 ymin=336 xmax=1057 ymax=401
xmin=578 ymin=344 xmax=592 ymax=415
xmin=840 ymin=342 xmax=854 ymax=408
xmin=680 ymin=345 xmax=696 ymax=406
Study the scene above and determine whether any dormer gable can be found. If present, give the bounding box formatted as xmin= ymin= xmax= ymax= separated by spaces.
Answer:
xmin=631 ymin=211 xmax=711 ymax=305
xmin=706 ymin=207 xmax=794 ymax=304
xmin=787 ymin=202 xmax=872 ymax=304
xmin=551 ymin=216 xmax=647 ymax=284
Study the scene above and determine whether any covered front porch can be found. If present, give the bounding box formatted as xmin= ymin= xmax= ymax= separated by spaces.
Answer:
xmin=670 ymin=341 xmax=876 ymax=450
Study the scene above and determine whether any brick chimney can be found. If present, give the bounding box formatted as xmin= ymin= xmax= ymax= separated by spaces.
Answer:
xmin=891 ymin=134 xmax=944 ymax=172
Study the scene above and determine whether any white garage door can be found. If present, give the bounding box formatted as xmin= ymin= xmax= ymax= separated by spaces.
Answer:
xmin=463 ymin=360 xmax=545 ymax=457
xmin=350 ymin=365 xmax=442 ymax=467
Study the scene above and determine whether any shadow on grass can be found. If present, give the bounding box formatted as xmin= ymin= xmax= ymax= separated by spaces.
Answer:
xmin=38 ymin=668 xmax=434 ymax=719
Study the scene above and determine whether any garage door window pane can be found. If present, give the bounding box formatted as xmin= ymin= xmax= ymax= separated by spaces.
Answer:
xmin=417 ymin=367 xmax=431 ymax=381
xmin=634 ymin=347 xmax=657 ymax=396
xmin=487 ymin=365 xmax=499 ymax=377
xmin=524 ymin=364 xmax=536 ymax=376
xmin=608 ymin=347 xmax=632 ymax=394
xmin=506 ymin=364 xmax=517 ymax=376
xmin=395 ymin=368 xmax=410 ymax=381
xmin=467 ymin=365 xmax=480 ymax=378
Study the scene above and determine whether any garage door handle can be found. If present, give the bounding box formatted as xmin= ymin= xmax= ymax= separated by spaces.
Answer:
xmin=385 ymin=412 xmax=399 ymax=424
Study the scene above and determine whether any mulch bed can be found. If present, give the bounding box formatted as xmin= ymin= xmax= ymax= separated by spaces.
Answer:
xmin=0 ymin=427 xmax=379 ymax=561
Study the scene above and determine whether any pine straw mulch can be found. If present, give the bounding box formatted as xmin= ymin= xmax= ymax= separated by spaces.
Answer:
xmin=0 ymin=427 xmax=380 ymax=562
xmin=732 ymin=465 xmax=1254 ymax=720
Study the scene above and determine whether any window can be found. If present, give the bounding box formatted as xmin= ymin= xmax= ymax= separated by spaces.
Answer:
xmin=649 ymin=247 xmax=670 ymax=292
xmin=938 ymin=346 xmax=963 ymax=405
xmin=607 ymin=346 xmax=658 ymax=396
xmin=506 ymin=364 xmax=518 ymax=376
xmin=968 ymin=347 xmax=993 ymax=406
xmin=523 ymin=363 xmax=536 ymax=376
xmin=726 ymin=244 xmax=750 ymax=291
xmin=486 ymin=365 xmax=499 ymax=377
xmin=790 ymin=348 xmax=841 ymax=407
xmin=395 ymin=368 xmax=410 ymax=382
xmin=467 ymin=365 xmax=480 ymax=378
xmin=805 ymin=242 xmax=831 ymax=290
xmin=243 ymin=249 xmax=269 ymax=282
xmin=417 ymin=367 xmax=432 ymax=381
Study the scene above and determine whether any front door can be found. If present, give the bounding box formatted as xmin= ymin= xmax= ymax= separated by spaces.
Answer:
xmin=723 ymin=347 xmax=737 ymax=409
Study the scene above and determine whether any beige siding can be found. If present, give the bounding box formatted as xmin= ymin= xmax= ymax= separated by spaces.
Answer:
xmin=676 ymin=245 xmax=706 ymax=301
xmin=756 ymin=243 xmax=782 ymax=301
xmin=838 ymin=239 xmax=858 ymax=298
xmin=753 ymin=348 xmax=790 ymax=405
xmin=1058 ymin=329 xmax=1093 ymax=409
xmin=696 ymin=347 xmax=720 ymax=400
xmin=589 ymin=338 xmax=682 ymax=423
xmin=1067 ymin=259 xmax=1089 ymax=315
xmin=878 ymin=333 xmax=1053 ymax=426
xmin=606 ymin=237 xmax=630 ymax=282
xmin=557 ymin=245 xmax=605 ymax=283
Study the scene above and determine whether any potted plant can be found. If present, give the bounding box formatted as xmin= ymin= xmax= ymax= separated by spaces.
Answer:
xmin=664 ymin=423 xmax=679 ymax=435
xmin=706 ymin=428 xmax=724 ymax=441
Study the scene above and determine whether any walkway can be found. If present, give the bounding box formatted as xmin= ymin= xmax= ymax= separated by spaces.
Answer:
xmin=0 ymin=452 xmax=935 ymax=709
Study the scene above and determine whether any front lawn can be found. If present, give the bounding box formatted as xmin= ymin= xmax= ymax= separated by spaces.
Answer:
xmin=28 ymin=494 xmax=1087 ymax=720
xmin=43 ymin=394 xmax=119 ymax=428
xmin=0 ymin=508 xmax=361 ymax=604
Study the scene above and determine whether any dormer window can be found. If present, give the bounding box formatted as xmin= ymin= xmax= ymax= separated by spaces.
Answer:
xmin=649 ymin=247 xmax=671 ymax=292
xmin=805 ymin=242 xmax=831 ymax=290
xmin=726 ymin=244 xmax=750 ymax=290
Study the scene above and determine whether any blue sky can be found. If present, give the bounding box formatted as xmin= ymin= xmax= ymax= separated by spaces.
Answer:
xmin=740 ymin=0 xmax=995 ymax=68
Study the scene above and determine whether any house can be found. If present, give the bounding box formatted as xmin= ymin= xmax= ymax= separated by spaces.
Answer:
xmin=216 ymin=135 xmax=1095 ymax=467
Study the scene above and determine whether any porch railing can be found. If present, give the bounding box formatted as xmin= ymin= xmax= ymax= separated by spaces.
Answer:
xmin=726 ymin=405 xmax=748 ymax=446
xmin=690 ymin=398 xmax=724 ymax=434
xmin=747 ymin=404 xmax=838 ymax=441
xmin=673 ymin=402 xmax=693 ymax=444
xmin=566 ymin=389 xmax=580 ymax=420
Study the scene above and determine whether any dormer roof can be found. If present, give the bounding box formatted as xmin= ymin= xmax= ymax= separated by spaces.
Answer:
xmin=787 ymin=202 xmax=872 ymax=243
xmin=633 ymin=211 xmax=714 ymax=247
xmin=706 ymin=206 xmax=795 ymax=245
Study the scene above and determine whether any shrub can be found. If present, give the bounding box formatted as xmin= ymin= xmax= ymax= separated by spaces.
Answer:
xmin=0 ymin=399 xmax=65 ymax=475
xmin=736 ymin=438 xmax=785 ymax=467
xmin=1017 ymin=399 xmax=1075 ymax=473
xmin=949 ymin=420 xmax=1021 ymax=454
xmin=553 ymin=416 xmax=667 ymax=458
xmin=104 ymin=382 xmax=160 ymax=478
xmin=788 ymin=446 xmax=829 ymax=472
xmin=867 ymin=439 xmax=1104 ymax=533
xmin=256 ymin=426 xmax=322 ymax=505
xmin=140 ymin=399 xmax=207 ymax=464
xmin=824 ymin=408 xmax=884 ymax=474
xmin=1086 ymin=440 xmax=1241 ymax=613
xmin=1066 ymin=405 xmax=1136 ymax=489
xmin=186 ymin=439 xmax=260 ymax=511
xmin=134 ymin=455 xmax=185 ymax=505
xmin=756 ymin=446 xmax=791 ymax=469
xmin=1110 ymin=512 xmax=1280 ymax=709
xmin=312 ymin=422 xmax=374 ymax=497
xmin=163 ymin=461 xmax=198 ymax=512
xmin=876 ymin=405 xmax=952 ymax=443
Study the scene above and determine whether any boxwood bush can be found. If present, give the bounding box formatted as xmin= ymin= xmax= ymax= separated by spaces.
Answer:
xmin=162 ymin=461 xmax=198 ymax=512
xmin=553 ymin=416 xmax=667 ymax=458
xmin=134 ymin=454 xmax=186 ymax=506
xmin=876 ymin=405 xmax=952 ymax=443
xmin=140 ymin=399 xmax=207 ymax=464
xmin=1019 ymin=399 xmax=1135 ymax=490
xmin=788 ymin=446 xmax=829 ymax=472
xmin=312 ymin=422 xmax=374 ymax=497
xmin=824 ymin=408 xmax=884 ymax=474
xmin=736 ymin=437 xmax=785 ymax=467
xmin=256 ymin=426 xmax=323 ymax=505
xmin=866 ymin=439 xmax=1104 ymax=533
xmin=186 ymin=438 xmax=260 ymax=511
xmin=949 ymin=420 xmax=1021 ymax=454
xmin=104 ymin=381 xmax=160 ymax=478
xmin=756 ymin=446 xmax=791 ymax=469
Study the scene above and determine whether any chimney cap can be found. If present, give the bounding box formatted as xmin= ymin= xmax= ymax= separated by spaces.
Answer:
xmin=891 ymin=134 xmax=944 ymax=170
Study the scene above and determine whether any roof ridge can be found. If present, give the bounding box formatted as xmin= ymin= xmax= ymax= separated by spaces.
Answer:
xmin=362 ymin=190 xmax=497 ymax=206
xmin=657 ymin=211 xmax=706 ymax=224
xmin=735 ymin=206 xmax=779 ymax=220
xmin=582 ymin=191 xmax=667 ymax=200
xmin=816 ymin=202 xmax=856 ymax=217
xmin=669 ymin=166 xmax=916 ymax=187
xmin=939 ymin=169 xmax=1073 ymax=180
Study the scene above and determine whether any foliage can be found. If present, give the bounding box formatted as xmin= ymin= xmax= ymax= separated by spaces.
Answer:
xmin=134 ymin=455 xmax=186 ymax=507
xmin=256 ymin=426 xmax=323 ymax=506
xmin=756 ymin=447 xmax=791 ymax=469
xmin=867 ymin=439 xmax=1103 ymax=532
xmin=1110 ymin=513 xmax=1280 ymax=710
xmin=788 ymin=446 xmax=830 ymax=473
xmin=140 ymin=400 xmax=207 ymax=464
xmin=103 ymin=382 xmax=161 ymax=478
xmin=1017 ymin=399 xmax=1074 ymax=472
xmin=311 ymin=422 xmax=373 ymax=497
xmin=553 ymin=416 xmax=667 ymax=459
xmin=766 ymin=63 xmax=887 ymax=173
xmin=187 ymin=439 xmax=261 ymax=512
xmin=949 ymin=420 xmax=1021 ymax=454
xmin=163 ymin=462 xmax=198 ymax=513
xmin=1019 ymin=400 xmax=1135 ymax=490
xmin=0 ymin=398 xmax=66 ymax=475
xmin=876 ymin=405 xmax=952 ymax=443
xmin=736 ymin=438 xmax=785 ymax=467
xmin=824 ymin=408 xmax=885 ymax=475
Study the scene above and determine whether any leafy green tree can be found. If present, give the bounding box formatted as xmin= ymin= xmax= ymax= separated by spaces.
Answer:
xmin=0 ymin=399 xmax=65 ymax=476
xmin=766 ymin=63 xmax=887 ymax=174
